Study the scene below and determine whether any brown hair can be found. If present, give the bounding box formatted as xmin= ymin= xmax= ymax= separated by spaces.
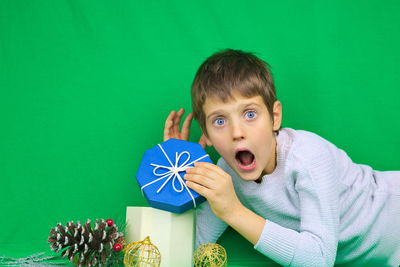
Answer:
xmin=191 ymin=49 xmax=277 ymax=134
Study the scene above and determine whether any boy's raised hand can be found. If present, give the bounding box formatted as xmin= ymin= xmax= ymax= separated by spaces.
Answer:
xmin=163 ymin=108 xmax=207 ymax=148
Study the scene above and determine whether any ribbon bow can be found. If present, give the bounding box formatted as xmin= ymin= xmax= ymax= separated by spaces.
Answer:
xmin=141 ymin=143 xmax=209 ymax=208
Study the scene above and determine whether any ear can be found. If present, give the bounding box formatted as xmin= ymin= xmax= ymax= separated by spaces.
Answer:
xmin=205 ymin=136 xmax=213 ymax=146
xmin=272 ymin=101 xmax=282 ymax=131
xmin=198 ymin=133 xmax=212 ymax=148
xmin=202 ymin=133 xmax=213 ymax=146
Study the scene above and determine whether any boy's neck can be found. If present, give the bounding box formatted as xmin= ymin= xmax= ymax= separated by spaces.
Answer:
xmin=255 ymin=135 xmax=277 ymax=183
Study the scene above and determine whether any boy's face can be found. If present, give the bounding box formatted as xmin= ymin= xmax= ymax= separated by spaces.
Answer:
xmin=203 ymin=91 xmax=282 ymax=181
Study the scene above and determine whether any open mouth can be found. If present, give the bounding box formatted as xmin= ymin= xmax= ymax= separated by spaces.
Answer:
xmin=235 ymin=150 xmax=256 ymax=171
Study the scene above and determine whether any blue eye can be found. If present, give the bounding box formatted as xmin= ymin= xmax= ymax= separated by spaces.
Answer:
xmin=245 ymin=111 xmax=256 ymax=120
xmin=214 ymin=118 xmax=225 ymax=126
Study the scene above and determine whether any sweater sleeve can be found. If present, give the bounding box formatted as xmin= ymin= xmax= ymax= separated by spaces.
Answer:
xmin=254 ymin=135 xmax=340 ymax=266
xmin=195 ymin=200 xmax=228 ymax=248
xmin=195 ymin=158 xmax=229 ymax=248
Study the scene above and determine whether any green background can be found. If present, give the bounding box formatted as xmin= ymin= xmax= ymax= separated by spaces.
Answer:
xmin=1 ymin=0 xmax=399 ymax=266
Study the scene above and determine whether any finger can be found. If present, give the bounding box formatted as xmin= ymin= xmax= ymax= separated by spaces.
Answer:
xmin=184 ymin=173 xmax=215 ymax=190
xmin=163 ymin=110 xmax=176 ymax=141
xmin=185 ymin=180 xmax=210 ymax=198
xmin=186 ymin=165 xmax=221 ymax=181
xmin=193 ymin=162 xmax=227 ymax=177
xmin=181 ymin=112 xmax=193 ymax=140
xmin=198 ymin=134 xmax=207 ymax=149
xmin=173 ymin=108 xmax=185 ymax=135
xmin=186 ymin=167 xmax=221 ymax=184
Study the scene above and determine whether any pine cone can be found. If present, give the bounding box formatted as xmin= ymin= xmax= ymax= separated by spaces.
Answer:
xmin=48 ymin=219 xmax=123 ymax=267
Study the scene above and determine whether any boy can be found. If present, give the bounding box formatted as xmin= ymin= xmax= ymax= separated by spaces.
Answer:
xmin=163 ymin=49 xmax=400 ymax=266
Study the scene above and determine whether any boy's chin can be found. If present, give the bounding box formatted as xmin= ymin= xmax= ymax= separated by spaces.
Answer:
xmin=237 ymin=170 xmax=263 ymax=182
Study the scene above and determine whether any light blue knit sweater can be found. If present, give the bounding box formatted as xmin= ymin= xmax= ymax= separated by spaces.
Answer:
xmin=196 ymin=128 xmax=400 ymax=266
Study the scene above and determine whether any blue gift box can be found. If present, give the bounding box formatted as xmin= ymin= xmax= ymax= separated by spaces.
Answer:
xmin=136 ymin=138 xmax=213 ymax=214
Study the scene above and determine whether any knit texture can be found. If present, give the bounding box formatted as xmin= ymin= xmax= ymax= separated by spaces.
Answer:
xmin=195 ymin=128 xmax=400 ymax=266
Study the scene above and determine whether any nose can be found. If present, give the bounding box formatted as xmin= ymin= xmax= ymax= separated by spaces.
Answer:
xmin=231 ymin=120 xmax=245 ymax=141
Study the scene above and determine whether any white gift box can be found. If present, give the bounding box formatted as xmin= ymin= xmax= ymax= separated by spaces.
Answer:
xmin=125 ymin=206 xmax=195 ymax=267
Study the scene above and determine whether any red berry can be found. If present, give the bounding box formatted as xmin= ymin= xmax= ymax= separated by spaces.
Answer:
xmin=106 ymin=219 xmax=114 ymax=227
xmin=113 ymin=243 xmax=122 ymax=252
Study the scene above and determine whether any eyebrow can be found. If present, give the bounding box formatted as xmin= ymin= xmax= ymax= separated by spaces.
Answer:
xmin=206 ymin=102 xmax=261 ymax=120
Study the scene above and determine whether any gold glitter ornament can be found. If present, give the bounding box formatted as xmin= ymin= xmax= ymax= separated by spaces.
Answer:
xmin=123 ymin=236 xmax=161 ymax=267
xmin=193 ymin=243 xmax=227 ymax=267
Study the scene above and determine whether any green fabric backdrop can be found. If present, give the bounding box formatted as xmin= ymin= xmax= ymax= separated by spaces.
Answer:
xmin=0 ymin=0 xmax=399 ymax=266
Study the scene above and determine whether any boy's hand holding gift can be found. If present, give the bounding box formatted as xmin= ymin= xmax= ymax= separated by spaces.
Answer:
xmin=184 ymin=161 xmax=265 ymax=246
xmin=184 ymin=162 xmax=241 ymax=222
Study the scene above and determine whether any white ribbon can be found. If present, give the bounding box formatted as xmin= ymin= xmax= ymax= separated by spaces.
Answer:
xmin=141 ymin=143 xmax=209 ymax=208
